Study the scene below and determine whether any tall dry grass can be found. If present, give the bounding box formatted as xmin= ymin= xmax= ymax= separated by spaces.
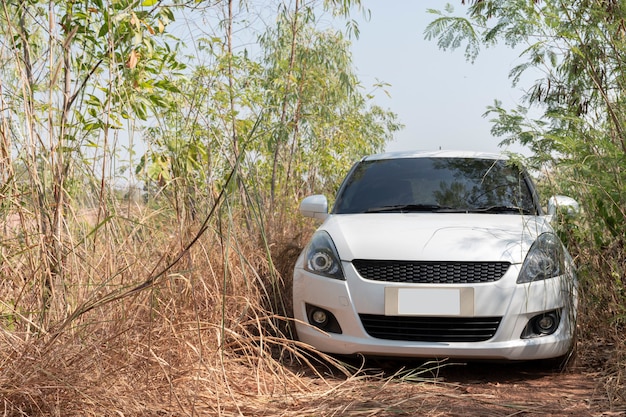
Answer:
xmin=573 ymin=237 xmax=626 ymax=406
xmin=543 ymin=188 xmax=625 ymax=405
xmin=0 ymin=190 xmax=353 ymax=416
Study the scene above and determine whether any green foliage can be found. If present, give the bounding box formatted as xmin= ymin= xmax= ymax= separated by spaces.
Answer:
xmin=424 ymin=5 xmax=484 ymax=63
xmin=256 ymin=9 xmax=401 ymax=205
xmin=136 ymin=1 xmax=401 ymax=220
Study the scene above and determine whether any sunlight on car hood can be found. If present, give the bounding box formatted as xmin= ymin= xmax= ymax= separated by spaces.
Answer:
xmin=321 ymin=213 xmax=553 ymax=264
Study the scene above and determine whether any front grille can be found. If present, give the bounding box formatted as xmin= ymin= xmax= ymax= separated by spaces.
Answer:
xmin=352 ymin=260 xmax=510 ymax=284
xmin=359 ymin=314 xmax=502 ymax=342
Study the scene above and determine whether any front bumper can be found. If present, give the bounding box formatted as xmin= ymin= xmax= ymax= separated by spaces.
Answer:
xmin=293 ymin=261 xmax=577 ymax=361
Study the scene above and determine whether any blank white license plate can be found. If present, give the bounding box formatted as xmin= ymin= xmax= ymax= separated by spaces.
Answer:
xmin=385 ymin=287 xmax=474 ymax=316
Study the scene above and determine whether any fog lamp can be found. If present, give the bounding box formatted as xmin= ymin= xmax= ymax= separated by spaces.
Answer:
xmin=305 ymin=304 xmax=343 ymax=334
xmin=536 ymin=315 xmax=556 ymax=333
xmin=522 ymin=310 xmax=561 ymax=338
xmin=311 ymin=309 xmax=329 ymax=326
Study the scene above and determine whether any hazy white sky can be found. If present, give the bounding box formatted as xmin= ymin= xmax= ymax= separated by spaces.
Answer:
xmin=349 ymin=1 xmax=533 ymax=155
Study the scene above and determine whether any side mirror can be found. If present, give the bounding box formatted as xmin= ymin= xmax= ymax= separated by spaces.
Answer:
xmin=547 ymin=195 xmax=580 ymax=217
xmin=299 ymin=195 xmax=329 ymax=220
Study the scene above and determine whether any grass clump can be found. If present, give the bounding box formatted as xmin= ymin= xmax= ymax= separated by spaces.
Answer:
xmin=0 ymin=189 xmax=313 ymax=415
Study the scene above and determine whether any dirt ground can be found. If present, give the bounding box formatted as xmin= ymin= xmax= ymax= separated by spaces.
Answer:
xmin=271 ymin=338 xmax=626 ymax=417
xmin=392 ymin=361 xmax=612 ymax=416
xmin=412 ymin=339 xmax=625 ymax=417
xmin=280 ymin=361 xmax=619 ymax=417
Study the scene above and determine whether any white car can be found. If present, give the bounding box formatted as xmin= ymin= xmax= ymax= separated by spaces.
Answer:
xmin=293 ymin=150 xmax=578 ymax=361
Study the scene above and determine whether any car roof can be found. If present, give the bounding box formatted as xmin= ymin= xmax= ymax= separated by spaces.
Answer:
xmin=361 ymin=150 xmax=508 ymax=162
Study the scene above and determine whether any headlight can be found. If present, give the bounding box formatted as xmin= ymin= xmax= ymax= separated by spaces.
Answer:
xmin=304 ymin=231 xmax=345 ymax=280
xmin=517 ymin=233 xmax=565 ymax=283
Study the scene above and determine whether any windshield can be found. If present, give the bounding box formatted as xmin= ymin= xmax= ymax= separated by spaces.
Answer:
xmin=332 ymin=157 xmax=539 ymax=215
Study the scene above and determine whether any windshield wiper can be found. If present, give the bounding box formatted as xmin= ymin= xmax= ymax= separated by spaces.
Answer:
xmin=467 ymin=205 xmax=533 ymax=214
xmin=365 ymin=204 xmax=455 ymax=213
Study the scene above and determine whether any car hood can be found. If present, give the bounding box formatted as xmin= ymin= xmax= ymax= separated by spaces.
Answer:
xmin=320 ymin=213 xmax=554 ymax=264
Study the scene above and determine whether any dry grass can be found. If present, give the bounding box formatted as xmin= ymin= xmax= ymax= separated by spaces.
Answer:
xmin=563 ymin=228 xmax=626 ymax=407
xmin=1 ymin=193 xmax=625 ymax=416
xmin=0 ymin=197 xmax=360 ymax=416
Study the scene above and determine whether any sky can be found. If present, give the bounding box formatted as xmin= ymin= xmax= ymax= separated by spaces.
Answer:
xmin=347 ymin=1 xmax=533 ymax=156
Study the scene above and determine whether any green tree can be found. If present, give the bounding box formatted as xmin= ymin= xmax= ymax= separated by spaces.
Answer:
xmin=138 ymin=0 xmax=401 ymax=226
xmin=257 ymin=3 xmax=401 ymax=215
